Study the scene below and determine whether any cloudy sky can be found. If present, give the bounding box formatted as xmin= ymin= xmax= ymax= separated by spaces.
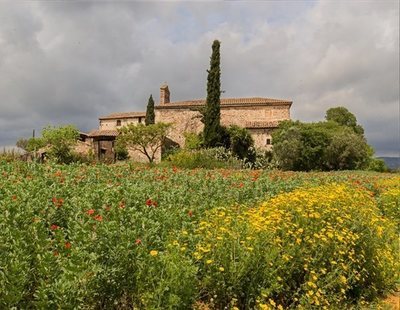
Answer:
xmin=0 ymin=1 xmax=398 ymax=156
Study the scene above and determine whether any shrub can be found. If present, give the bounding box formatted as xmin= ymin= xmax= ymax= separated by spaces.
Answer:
xmin=183 ymin=132 xmax=203 ymax=150
xmin=192 ymin=184 xmax=399 ymax=308
xmin=165 ymin=148 xmax=243 ymax=169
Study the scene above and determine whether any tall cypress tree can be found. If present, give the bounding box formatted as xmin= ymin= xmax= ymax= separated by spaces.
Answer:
xmin=203 ymin=40 xmax=221 ymax=147
xmin=145 ymin=94 xmax=155 ymax=125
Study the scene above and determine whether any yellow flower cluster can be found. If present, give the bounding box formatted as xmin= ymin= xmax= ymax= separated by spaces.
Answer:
xmin=193 ymin=182 xmax=399 ymax=308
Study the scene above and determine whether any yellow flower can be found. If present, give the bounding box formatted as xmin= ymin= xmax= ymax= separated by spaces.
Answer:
xmin=219 ymin=267 xmax=224 ymax=272
xmin=206 ymin=259 xmax=213 ymax=264
xmin=269 ymin=299 xmax=276 ymax=307
xmin=150 ymin=250 xmax=158 ymax=257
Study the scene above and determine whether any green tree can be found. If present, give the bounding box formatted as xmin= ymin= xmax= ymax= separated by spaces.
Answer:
xmin=325 ymin=106 xmax=364 ymax=135
xmin=117 ymin=123 xmax=171 ymax=163
xmin=226 ymin=125 xmax=255 ymax=161
xmin=42 ymin=125 xmax=79 ymax=164
xmin=145 ymin=94 xmax=155 ymax=125
xmin=325 ymin=129 xmax=370 ymax=170
xmin=16 ymin=137 xmax=46 ymax=152
xmin=272 ymin=118 xmax=372 ymax=171
xmin=202 ymin=40 xmax=222 ymax=147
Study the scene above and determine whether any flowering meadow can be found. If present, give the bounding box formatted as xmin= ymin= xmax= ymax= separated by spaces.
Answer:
xmin=0 ymin=161 xmax=399 ymax=309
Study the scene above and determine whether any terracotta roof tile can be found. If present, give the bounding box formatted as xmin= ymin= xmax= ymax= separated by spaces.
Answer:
xmin=155 ymin=97 xmax=292 ymax=108
xmin=245 ymin=120 xmax=281 ymax=128
xmin=99 ymin=111 xmax=146 ymax=120
xmin=88 ymin=129 xmax=119 ymax=137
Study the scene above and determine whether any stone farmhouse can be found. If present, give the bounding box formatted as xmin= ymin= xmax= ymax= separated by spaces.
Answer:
xmin=88 ymin=84 xmax=292 ymax=161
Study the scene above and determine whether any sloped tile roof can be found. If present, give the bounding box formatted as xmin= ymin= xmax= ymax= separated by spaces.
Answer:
xmin=99 ymin=112 xmax=146 ymax=120
xmin=155 ymin=97 xmax=292 ymax=109
xmin=88 ymin=129 xmax=119 ymax=137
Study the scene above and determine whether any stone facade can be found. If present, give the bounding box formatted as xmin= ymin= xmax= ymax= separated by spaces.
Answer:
xmin=89 ymin=84 xmax=292 ymax=161
xmin=155 ymin=85 xmax=292 ymax=151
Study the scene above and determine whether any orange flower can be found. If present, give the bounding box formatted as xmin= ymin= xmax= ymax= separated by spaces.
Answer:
xmin=65 ymin=242 xmax=71 ymax=249
xmin=94 ymin=215 xmax=103 ymax=221
xmin=86 ymin=209 xmax=95 ymax=215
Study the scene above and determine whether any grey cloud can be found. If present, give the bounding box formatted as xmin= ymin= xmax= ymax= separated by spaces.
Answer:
xmin=0 ymin=1 xmax=398 ymax=156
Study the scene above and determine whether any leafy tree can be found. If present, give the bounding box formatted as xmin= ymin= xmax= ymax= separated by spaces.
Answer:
xmin=117 ymin=123 xmax=171 ymax=163
xmin=272 ymin=117 xmax=372 ymax=171
xmin=325 ymin=129 xmax=370 ymax=170
xmin=226 ymin=125 xmax=255 ymax=161
xmin=115 ymin=139 xmax=129 ymax=160
xmin=325 ymin=106 xmax=364 ymax=135
xmin=42 ymin=125 xmax=79 ymax=164
xmin=202 ymin=40 xmax=222 ymax=147
xmin=16 ymin=137 xmax=46 ymax=152
xmin=145 ymin=94 xmax=155 ymax=125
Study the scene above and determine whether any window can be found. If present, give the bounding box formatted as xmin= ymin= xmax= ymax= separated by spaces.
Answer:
xmin=138 ymin=117 xmax=142 ymax=123
xmin=266 ymin=138 xmax=271 ymax=145
xmin=116 ymin=120 xmax=121 ymax=126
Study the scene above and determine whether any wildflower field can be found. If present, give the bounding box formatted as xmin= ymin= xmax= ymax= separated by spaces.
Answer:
xmin=0 ymin=162 xmax=399 ymax=309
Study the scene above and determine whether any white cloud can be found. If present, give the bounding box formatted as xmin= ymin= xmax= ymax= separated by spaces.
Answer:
xmin=0 ymin=0 xmax=398 ymax=156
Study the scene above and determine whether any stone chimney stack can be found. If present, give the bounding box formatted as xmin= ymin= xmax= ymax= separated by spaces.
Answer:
xmin=160 ymin=83 xmax=170 ymax=105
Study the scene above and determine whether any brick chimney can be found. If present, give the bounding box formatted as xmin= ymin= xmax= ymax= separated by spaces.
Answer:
xmin=160 ymin=83 xmax=170 ymax=105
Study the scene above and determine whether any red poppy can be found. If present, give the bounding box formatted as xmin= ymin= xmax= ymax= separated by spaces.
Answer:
xmin=152 ymin=200 xmax=158 ymax=207
xmin=52 ymin=197 xmax=64 ymax=208
xmin=94 ymin=215 xmax=103 ymax=222
xmin=12 ymin=195 xmax=17 ymax=201
xmin=50 ymin=224 xmax=59 ymax=230
xmin=188 ymin=210 xmax=193 ymax=217
xmin=135 ymin=239 xmax=142 ymax=245
xmin=86 ymin=209 xmax=95 ymax=215
xmin=146 ymin=199 xmax=153 ymax=206
xmin=65 ymin=242 xmax=71 ymax=249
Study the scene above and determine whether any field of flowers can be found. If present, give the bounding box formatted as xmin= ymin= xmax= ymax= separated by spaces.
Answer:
xmin=0 ymin=161 xmax=399 ymax=309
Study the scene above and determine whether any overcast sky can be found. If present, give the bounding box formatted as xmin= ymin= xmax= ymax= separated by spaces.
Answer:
xmin=0 ymin=1 xmax=398 ymax=156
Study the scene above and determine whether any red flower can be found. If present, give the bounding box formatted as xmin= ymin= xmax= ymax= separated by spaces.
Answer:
xmin=65 ymin=242 xmax=71 ymax=249
xmin=87 ymin=209 xmax=95 ymax=215
xmin=94 ymin=215 xmax=103 ymax=222
xmin=135 ymin=239 xmax=142 ymax=245
xmin=53 ymin=251 xmax=59 ymax=256
xmin=152 ymin=200 xmax=158 ymax=207
xmin=52 ymin=197 xmax=64 ymax=208
xmin=119 ymin=202 xmax=126 ymax=209
xmin=50 ymin=224 xmax=59 ymax=230
xmin=12 ymin=195 xmax=17 ymax=201
xmin=146 ymin=199 xmax=153 ymax=206
xmin=188 ymin=210 xmax=193 ymax=217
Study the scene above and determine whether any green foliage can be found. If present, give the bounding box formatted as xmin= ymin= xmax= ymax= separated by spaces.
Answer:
xmin=28 ymin=138 xmax=46 ymax=152
xmin=325 ymin=106 xmax=364 ymax=135
xmin=117 ymin=122 xmax=171 ymax=163
xmin=145 ymin=94 xmax=155 ymax=125
xmin=202 ymin=40 xmax=223 ymax=147
xmin=0 ymin=163 xmax=398 ymax=308
xmin=273 ymin=108 xmax=373 ymax=171
xmin=226 ymin=125 xmax=256 ymax=162
xmin=115 ymin=140 xmax=129 ymax=161
xmin=367 ymin=158 xmax=389 ymax=172
xmin=164 ymin=148 xmax=242 ymax=169
xmin=41 ymin=125 xmax=79 ymax=164
xmin=183 ymin=132 xmax=203 ymax=150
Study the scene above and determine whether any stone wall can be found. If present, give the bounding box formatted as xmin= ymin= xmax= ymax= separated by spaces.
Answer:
xmin=100 ymin=117 xmax=144 ymax=130
xmin=155 ymin=104 xmax=290 ymax=149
